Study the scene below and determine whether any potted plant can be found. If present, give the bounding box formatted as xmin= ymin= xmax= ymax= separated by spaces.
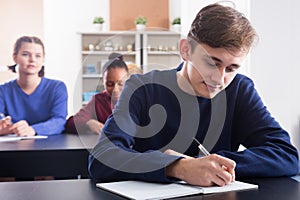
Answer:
xmin=171 ymin=17 xmax=181 ymax=32
xmin=93 ymin=16 xmax=104 ymax=31
xmin=135 ymin=16 xmax=147 ymax=31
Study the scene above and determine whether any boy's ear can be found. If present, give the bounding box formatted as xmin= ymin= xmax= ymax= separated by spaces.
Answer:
xmin=179 ymin=39 xmax=190 ymax=61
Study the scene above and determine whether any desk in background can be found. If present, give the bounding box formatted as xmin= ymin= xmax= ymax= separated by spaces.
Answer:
xmin=0 ymin=133 xmax=98 ymax=179
xmin=0 ymin=177 xmax=299 ymax=200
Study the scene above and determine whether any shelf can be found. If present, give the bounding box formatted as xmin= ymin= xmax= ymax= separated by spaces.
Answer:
xmin=82 ymin=74 xmax=102 ymax=78
xmin=79 ymin=30 xmax=179 ymax=36
xmin=80 ymin=30 xmax=180 ymax=106
xmin=82 ymin=51 xmax=136 ymax=55
xmin=147 ymin=51 xmax=179 ymax=55
xmin=143 ymin=31 xmax=181 ymax=36
xmin=79 ymin=31 xmax=137 ymax=36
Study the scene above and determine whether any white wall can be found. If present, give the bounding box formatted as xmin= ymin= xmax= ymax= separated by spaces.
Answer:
xmin=43 ymin=0 xmax=109 ymax=115
xmin=0 ymin=0 xmax=44 ymax=68
xmin=250 ymin=0 xmax=300 ymax=149
xmin=169 ymin=0 xmax=181 ymax=25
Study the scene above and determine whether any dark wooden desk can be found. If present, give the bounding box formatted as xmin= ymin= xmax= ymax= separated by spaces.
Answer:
xmin=0 ymin=177 xmax=299 ymax=200
xmin=0 ymin=133 xmax=98 ymax=179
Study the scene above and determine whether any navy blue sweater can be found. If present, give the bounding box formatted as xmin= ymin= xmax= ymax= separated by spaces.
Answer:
xmin=89 ymin=67 xmax=299 ymax=183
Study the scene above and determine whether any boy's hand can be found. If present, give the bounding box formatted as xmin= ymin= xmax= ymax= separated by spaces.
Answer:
xmin=166 ymin=151 xmax=235 ymax=187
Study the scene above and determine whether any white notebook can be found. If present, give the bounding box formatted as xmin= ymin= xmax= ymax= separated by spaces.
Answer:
xmin=96 ymin=180 xmax=258 ymax=200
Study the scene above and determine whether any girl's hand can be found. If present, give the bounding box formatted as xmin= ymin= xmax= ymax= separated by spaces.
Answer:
xmin=86 ymin=119 xmax=104 ymax=135
xmin=9 ymin=120 xmax=36 ymax=136
xmin=0 ymin=116 xmax=13 ymax=135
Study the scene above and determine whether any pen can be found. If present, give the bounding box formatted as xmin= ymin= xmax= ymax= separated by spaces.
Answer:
xmin=0 ymin=112 xmax=12 ymax=124
xmin=193 ymin=137 xmax=210 ymax=156
xmin=0 ymin=112 xmax=5 ymax=120
xmin=193 ymin=137 xmax=235 ymax=182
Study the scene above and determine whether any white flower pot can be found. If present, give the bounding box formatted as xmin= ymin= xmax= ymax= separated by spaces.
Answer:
xmin=136 ymin=24 xmax=146 ymax=31
xmin=92 ymin=24 xmax=103 ymax=32
xmin=171 ymin=24 xmax=181 ymax=33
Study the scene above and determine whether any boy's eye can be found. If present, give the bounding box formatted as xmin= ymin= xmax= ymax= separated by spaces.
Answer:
xmin=204 ymin=58 xmax=217 ymax=67
xmin=208 ymin=62 xmax=216 ymax=67
xmin=206 ymin=61 xmax=217 ymax=67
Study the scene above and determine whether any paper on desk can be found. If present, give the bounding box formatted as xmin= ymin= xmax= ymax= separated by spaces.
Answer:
xmin=96 ymin=180 xmax=258 ymax=200
xmin=0 ymin=134 xmax=48 ymax=142
xmin=0 ymin=137 xmax=20 ymax=142
xmin=18 ymin=135 xmax=48 ymax=140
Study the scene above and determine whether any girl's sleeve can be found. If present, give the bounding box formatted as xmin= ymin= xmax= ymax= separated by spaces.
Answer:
xmin=32 ymin=81 xmax=68 ymax=135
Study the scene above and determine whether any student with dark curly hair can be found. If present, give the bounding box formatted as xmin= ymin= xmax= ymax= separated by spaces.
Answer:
xmin=65 ymin=55 xmax=128 ymax=135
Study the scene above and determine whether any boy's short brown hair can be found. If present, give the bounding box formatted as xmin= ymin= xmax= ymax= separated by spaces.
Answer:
xmin=188 ymin=3 xmax=258 ymax=53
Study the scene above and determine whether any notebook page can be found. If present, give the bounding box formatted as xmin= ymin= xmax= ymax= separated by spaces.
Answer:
xmin=201 ymin=181 xmax=258 ymax=194
xmin=97 ymin=180 xmax=202 ymax=200
xmin=97 ymin=180 xmax=258 ymax=200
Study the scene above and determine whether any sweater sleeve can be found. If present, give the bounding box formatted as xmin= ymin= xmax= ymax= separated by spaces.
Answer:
xmin=65 ymin=95 xmax=97 ymax=134
xmin=217 ymin=78 xmax=299 ymax=177
xmin=88 ymin=75 xmax=181 ymax=183
xmin=88 ymin=120 xmax=181 ymax=183
xmin=31 ymin=81 xmax=68 ymax=135
xmin=0 ymin=86 xmax=5 ymax=114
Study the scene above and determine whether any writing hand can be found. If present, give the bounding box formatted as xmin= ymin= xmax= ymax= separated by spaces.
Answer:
xmin=166 ymin=153 xmax=235 ymax=187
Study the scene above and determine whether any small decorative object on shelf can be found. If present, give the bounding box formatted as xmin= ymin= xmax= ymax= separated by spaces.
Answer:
xmin=158 ymin=45 xmax=163 ymax=51
xmin=104 ymin=40 xmax=113 ymax=51
xmin=88 ymin=44 xmax=94 ymax=51
xmin=93 ymin=16 xmax=104 ymax=32
xmin=118 ymin=45 xmax=124 ymax=51
xmin=127 ymin=44 xmax=133 ymax=51
xmin=95 ymin=45 xmax=100 ymax=51
xmin=171 ymin=45 xmax=177 ymax=51
xmin=84 ymin=64 xmax=97 ymax=74
xmin=171 ymin=17 xmax=181 ymax=33
xmin=135 ymin=16 xmax=147 ymax=31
